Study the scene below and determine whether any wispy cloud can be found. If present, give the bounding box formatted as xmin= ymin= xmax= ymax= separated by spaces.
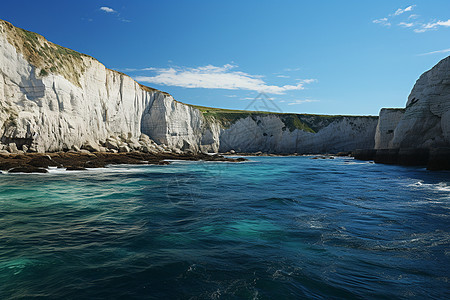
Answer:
xmin=134 ymin=64 xmax=315 ymax=95
xmin=277 ymin=75 xmax=290 ymax=78
xmin=373 ymin=5 xmax=450 ymax=34
xmin=418 ymin=48 xmax=450 ymax=56
xmin=393 ymin=5 xmax=415 ymax=16
xmin=414 ymin=19 xmax=450 ymax=33
xmin=373 ymin=5 xmax=416 ymax=29
xmin=373 ymin=18 xmax=391 ymax=27
xmin=100 ymin=6 xmax=116 ymax=13
xmin=287 ymin=99 xmax=319 ymax=105
xmin=399 ymin=22 xmax=414 ymax=28
xmin=121 ymin=67 xmax=156 ymax=72
xmin=99 ymin=6 xmax=130 ymax=22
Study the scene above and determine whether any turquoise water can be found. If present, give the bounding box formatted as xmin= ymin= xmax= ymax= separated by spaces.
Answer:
xmin=0 ymin=156 xmax=449 ymax=299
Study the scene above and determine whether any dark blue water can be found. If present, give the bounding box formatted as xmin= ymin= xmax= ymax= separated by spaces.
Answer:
xmin=0 ymin=156 xmax=449 ymax=299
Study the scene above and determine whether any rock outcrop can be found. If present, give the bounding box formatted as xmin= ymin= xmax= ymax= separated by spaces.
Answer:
xmin=0 ymin=20 xmax=378 ymax=154
xmin=375 ymin=56 xmax=450 ymax=150
xmin=374 ymin=108 xmax=404 ymax=149
xmin=361 ymin=56 xmax=450 ymax=169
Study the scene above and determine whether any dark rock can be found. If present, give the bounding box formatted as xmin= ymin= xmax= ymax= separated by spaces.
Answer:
xmin=28 ymin=155 xmax=60 ymax=168
xmin=0 ymin=151 xmax=246 ymax=172
xmin=336 ymin=151 xmax=351 ymax=156
xmin=374 ymin=149 xmax=399 ymax=164
xmin=352 ymin=149 xmax=376 ymax=161
xmin=65 ymin=166 xmax=87 ymax=171
xmin=8 ymin=166 xmax=48 ymax=173
xmin=427 ymin=148 xmax=450 ymax=170
xmin=398 ymin=148 xmax=429 ymax=166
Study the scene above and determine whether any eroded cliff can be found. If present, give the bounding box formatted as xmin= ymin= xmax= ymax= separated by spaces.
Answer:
xmin=0 ymin=20 xmax=378 ymax=154
xmin=375 ymin=56 xmax=450 ymax=150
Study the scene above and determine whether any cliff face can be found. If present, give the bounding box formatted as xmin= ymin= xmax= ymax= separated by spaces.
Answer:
xmin=374 ymin=108 xmax=405 ymax=149
xmin=375 ymin=56 xmax=450 ymax=149
xmin=0 ymin=20 xmax=378 ymax=154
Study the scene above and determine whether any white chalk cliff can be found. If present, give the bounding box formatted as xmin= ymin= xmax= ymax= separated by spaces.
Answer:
xmin=0 ymin=20 xmax=378 ymax=154
xmin=375 ymin=56 xmax=450 ymax=149
xmin=374 ymin=108 xmax=404 ymax=149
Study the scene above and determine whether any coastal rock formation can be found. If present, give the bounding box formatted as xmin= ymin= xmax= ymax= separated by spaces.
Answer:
xmin=217 ymin=114 xmax=377 ymax=153
xmin=375 ymin=56 xmax=450 ymax=150
xmin=0 ymin=20 xmax=169 ymax=153
xmin=0 ymin=20 xmax=378 ymax=154
xmin=374 ymin=108 xmax=404 ymax=149
xmin=360 ymin=56 xmax=450 ymax=169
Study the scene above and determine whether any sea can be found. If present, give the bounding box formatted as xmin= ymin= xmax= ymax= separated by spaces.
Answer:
xmin=0 ymin=156 xmax=449 ymax=299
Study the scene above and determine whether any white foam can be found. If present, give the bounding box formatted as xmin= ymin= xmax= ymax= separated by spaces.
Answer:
xmin=407 ymin=180 xmax=450 ymax=193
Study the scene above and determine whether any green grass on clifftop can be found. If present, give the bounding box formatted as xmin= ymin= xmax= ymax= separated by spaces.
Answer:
xmin=190 ymin=105 xmax=377 ymax=133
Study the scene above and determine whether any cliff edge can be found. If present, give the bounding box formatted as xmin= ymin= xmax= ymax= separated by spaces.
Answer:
xmin=375 ymin=56 xmax=450 ymax=149
xmin=0 ymin=20 xmax=377 ymax=154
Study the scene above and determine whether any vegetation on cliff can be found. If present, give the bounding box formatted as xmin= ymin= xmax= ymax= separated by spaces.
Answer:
xmin=191 ymin=105 xmax=377 ymax=133
xmin=1 ymin=20 xmax=89 ymax=86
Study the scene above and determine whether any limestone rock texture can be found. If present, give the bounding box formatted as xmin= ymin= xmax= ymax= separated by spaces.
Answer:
xmin=217 ymin=115 xmax=377 ymax=153
xmin=374 ymin=108 xmax=405 ymax=149
xmin=0 ymin=20 xmax=378 ymax=154
xmin=0 ymin=20 xmax=169 ymax=153
xmin=377 ymin=56 xmax=450 ymax=149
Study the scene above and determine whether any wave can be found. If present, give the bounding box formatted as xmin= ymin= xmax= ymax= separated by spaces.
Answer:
xmin=407 ymin=180 xmax=450 ymax=193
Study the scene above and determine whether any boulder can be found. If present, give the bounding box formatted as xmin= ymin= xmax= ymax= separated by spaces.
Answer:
xmin=105 ymin=139 xmax=119 ymax=150
xmin=119 ymin=145 xmax=130 ymax=153
xmin=28 ymin=155 xmax=60 ymax=168
xmin=82 ymin=141 xmax=100 ymax=152
xmin=8 ymin=143 xmax=18 ymax=154
xmin=8 ymin=166 xmax=48 ymax=173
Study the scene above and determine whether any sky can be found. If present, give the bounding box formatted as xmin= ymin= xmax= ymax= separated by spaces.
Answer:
xmin=1 ymin=0 xmax=450 ymax=115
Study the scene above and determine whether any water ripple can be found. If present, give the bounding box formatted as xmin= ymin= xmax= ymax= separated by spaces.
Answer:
xmin=0 ymin=157 xmax=449 ymax=299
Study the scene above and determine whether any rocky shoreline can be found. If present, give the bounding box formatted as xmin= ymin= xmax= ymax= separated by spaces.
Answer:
xmin=0 ymin=151 xmax=246 ymax=173
xmin=352 ymin=148 xmax=450 ymax=171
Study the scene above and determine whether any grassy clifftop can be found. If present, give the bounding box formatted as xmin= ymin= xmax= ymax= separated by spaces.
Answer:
xmin=0 ymin=18 xmax=378 ymax=133
xmin=0 ymin=20 xmax=90 ymax=87
xmin=0 ymin=19 xmax=165 ymax=94
xmin=191 ymin=105 xmax=377 ymax=133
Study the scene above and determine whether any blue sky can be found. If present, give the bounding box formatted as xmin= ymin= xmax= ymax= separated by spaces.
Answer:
xmin=1 ymin=1 xmax=449 ymax=115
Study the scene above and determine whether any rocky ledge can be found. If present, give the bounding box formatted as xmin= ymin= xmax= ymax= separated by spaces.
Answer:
xmin=352 ymin=148 xmax=450 ymax=171
xmin=0 ymin=152 xmax=246 ymax=173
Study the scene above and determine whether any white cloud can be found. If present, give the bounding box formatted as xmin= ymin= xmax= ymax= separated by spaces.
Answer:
xmin=399 ymin=22 xmax=414 ymax=28
xmin=373 ymin=18 xmax=391 ymax=27
xmin=99 ymin=6 xmax=130 ymax=22
xmin=287 ymin=99 xmax=319 ymax=105
xmin=393 ymin=5 xmax=415 ymax=16
xmin=409 ymin=14 xmax=419 ymax=19
xmin=122 ymin=67 xmax=156 ymax=72
xmin=374 ymin=5 xmax=416 ymax=28
xmin=418 ymin=48 xmax=450 ymax=56
xmin=135 ymin=64 xmax=316 ymax=95
xmin=277 ymin=75 xmax=290 ymax=78
xmin=100 ymin=7 xmax=116 ymax=13
xmin=414 ymin=19 xmax=450 ymax=33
